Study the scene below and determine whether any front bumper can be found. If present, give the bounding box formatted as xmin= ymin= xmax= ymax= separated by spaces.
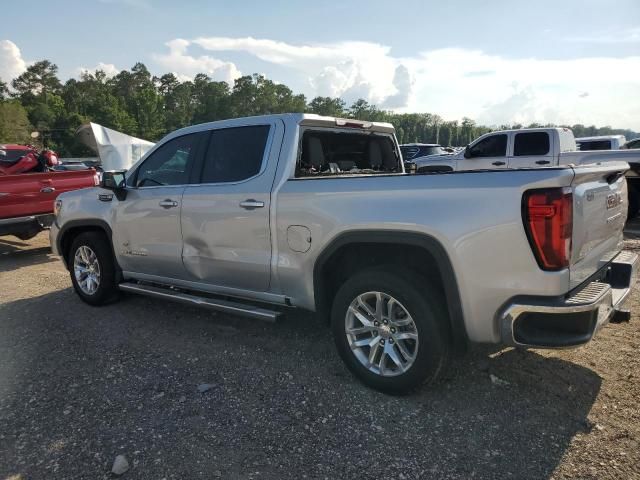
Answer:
xmin=500 ymin=251 xmax=638 ymax=348
xmin=49 ymin=220 xmax=61 ymax=256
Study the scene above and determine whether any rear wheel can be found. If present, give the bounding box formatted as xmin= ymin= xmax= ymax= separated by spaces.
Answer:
xmin=69 ymin=232 xmax=120 ymax=306
xmin=331 ymin=267 xmax=450 ymax=394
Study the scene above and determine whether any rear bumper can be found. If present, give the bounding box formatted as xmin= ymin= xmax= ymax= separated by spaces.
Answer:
xmin=499 ymin=251 xmax=638 ymax=348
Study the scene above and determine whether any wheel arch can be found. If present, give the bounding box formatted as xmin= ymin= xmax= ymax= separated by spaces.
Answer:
xmin=313 ymin=230 xmax=468 ymax=350
xmin=57 ymin=220 xmax=122 ymax=280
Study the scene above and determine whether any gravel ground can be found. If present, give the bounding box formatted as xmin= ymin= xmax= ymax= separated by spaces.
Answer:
xmin=1 ymin=232 xmax=639 ymax=479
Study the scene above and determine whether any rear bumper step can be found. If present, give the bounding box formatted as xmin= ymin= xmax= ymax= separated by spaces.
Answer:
xmin=499 ymin=250 xmax=638 ymax=348
xmin=118 ymin=282 xmax=282 ymax=322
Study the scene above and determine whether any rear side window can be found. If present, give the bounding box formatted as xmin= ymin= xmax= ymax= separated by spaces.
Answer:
xmin=135 ymin=133 xmax=200 ymax=187
xmin=577 ymin=140 xmax=612 ymax=151
xmin=514 ymin=132 xmax=550 ymax=156
xmin=468 ymin=134 xmax=507 ymax=158
xmin=201 ymin=125 xmax=270 ymax=183
xmin=296 ymin=130 xmax=400 ymax=177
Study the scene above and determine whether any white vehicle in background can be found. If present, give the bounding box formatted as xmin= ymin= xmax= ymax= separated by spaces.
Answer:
xmin=576 ymin=135 xmax=627 ymax=151
xmin=410 ymin=127 xmax=640 ymax=216
xmin=400 ymin=143 xmax=454 ymax=172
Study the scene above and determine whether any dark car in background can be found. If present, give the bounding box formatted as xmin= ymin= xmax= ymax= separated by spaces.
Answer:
xmin=400 ymin=143 xmax=455 ymax=172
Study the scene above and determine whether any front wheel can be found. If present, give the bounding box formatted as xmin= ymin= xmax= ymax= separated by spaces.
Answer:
xmin=331 ymin=267 xmax=450 ymax=394
xmin=69 ymin=232 xmax=120 ymax=306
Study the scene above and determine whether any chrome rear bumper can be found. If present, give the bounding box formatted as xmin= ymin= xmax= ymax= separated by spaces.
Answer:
xmin=500 ymin=251 xmax=638 ymax=348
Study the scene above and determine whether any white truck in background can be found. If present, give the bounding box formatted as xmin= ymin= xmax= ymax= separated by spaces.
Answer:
xmin=410 ymin=127 xmax=640 ymax=216
xmin=576 ymin=135 xmax=627 ymax=151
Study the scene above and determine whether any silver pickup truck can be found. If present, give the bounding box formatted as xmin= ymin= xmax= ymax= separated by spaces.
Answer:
xmin=50 ymin=114 xmax=638 ymax=393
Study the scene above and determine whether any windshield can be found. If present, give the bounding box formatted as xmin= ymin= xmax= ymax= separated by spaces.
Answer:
xmin=0 ymin=149 xmax=28 ymax=163
xmin=401 ymin=145 xmax=448 ymax=160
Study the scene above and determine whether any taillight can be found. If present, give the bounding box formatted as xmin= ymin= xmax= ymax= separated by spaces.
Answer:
xmin=523 ymin=187 xmax=573 ymax=271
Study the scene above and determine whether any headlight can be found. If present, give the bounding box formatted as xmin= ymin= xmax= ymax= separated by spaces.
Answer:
xmin=54 ymin=199 xmax=62 ymax=216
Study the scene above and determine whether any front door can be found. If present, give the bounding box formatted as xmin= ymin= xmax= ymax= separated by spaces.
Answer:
xmin=458 ymin=133 xmax=508 ymax=170
xmin=180 ymin=119 xmax=284 ymax=292
xmin=112 ymin=132 xmax=204 ymax=279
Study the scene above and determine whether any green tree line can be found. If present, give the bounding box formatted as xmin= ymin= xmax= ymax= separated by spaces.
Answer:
xmin=0 ymin=60 xmax=637 ymax=156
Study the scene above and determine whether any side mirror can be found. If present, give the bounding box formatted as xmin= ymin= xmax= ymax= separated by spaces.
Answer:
xmin=463 ymin=145 xmax=472 ymax=159
xmin=101 ymin=170 xmax=127 ymax=200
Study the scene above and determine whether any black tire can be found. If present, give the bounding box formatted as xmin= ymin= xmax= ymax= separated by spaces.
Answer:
xmin=69 ymin=231 xmax=120 ymax=306
xmin=331 ymin=267 xmax=450 ymax=394
xmin=628 ymin=187 xmax=640 ymax=220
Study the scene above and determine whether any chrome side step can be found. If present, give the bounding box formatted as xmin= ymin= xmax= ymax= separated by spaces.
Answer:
xmin=118 ymin=282 xmax=281 ymax=322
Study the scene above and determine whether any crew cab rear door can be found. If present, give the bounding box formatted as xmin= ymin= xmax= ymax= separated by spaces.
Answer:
xmin=508 ymin=131 xmax=555 ymax=168
xmin=569 ymin=162 xmax=628 ymax=289
xmin=180 ymin=118 xmax=284 ymax=292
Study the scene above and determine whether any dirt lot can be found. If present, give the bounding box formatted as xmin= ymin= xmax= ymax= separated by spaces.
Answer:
xmin=1 ymin=232 xmax=639 ymax=480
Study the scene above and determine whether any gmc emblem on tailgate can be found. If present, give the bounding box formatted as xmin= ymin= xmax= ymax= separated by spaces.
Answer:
xmin=607 ymin=193 xmax=622 ymax=209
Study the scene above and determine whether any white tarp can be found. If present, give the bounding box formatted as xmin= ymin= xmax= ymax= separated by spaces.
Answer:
xmin=75 ymin=123 xmax=155 ymax=171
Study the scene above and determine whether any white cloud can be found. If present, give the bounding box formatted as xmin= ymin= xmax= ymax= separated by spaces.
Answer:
xmin=405 ymin=48 xmax=640 ymax=129
xmin=77 ymin=62 xmax=120 ymax=78
xmin=152 ymin=39 xmax=241 ymax=84
xmin=161 ymin=36 xmax=640 ymax=129
xmin=564 ymin=27 xmax=640 ymax=44
xmin=190 ymin=36 xmax=403 ymax=106
xmin=0 ymin=40 xmax=27 ymax=82
xmin=98 ymin=0 xmax=152 ymax=9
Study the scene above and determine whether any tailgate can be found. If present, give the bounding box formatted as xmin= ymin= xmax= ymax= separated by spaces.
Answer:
xmin=570 ymin=161 xmax=628 ymax=289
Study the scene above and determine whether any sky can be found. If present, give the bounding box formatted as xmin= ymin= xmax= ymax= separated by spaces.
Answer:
xmin=1 ymin=0 xmax=639 ymax=129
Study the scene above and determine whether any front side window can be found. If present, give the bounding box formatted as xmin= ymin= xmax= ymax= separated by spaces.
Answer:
xmin=201 ymin=125 xmax=270 ymax=183
xmin=468 ymin=134 xmax=507 ymax=158
xmin=135 ymin=133 xmax=200 ymax=187
xmin=514 ymin=132 xmax=550 ymax=156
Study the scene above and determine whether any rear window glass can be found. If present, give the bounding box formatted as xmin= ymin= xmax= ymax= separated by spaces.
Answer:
xmin=296 ymin=130 xmax=401 ymax=177
xmin=514 ymin=132 xmax=550 ymax=156
xmin=577 ymin=140 xmax=612 ymax=151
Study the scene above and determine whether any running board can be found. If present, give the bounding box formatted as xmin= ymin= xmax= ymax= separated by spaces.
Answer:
xmin=118 ymin=282 xmax=281 ymax=322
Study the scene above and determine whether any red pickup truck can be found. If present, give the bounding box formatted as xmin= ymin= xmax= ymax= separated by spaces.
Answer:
xmin=0 ymin=144 xmax=99 ymax=240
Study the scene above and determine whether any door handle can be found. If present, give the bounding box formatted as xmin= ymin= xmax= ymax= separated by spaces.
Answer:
xmin=491 ymin=161 xmax=506 ymax=166
xmin=159 ymin=199 xmax=179 ymax=208
xmin=535 ymin=160 xmax=550 ymax=165
xmin=40 ymin=187 xmax=56 ymax=193
xmin=239 ymin=199 xmax=265 ymax=210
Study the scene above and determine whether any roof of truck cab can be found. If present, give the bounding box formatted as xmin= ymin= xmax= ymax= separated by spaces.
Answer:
xmin=575 ymin=135 xmax=626 ymax=142
xmin=166 ymin=113 xmax=396 ymax=139
xmin=487 ymin=127 xmax=573 ymax=135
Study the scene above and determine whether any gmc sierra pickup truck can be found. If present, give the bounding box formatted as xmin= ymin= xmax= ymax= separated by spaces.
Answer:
xmin=50 ymin=114 xmax=637 ymax=393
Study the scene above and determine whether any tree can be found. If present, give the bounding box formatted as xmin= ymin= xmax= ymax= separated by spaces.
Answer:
xmin=0 ymin=101 xmax=33 ymax=143
xmin=2 ymin=57 xmax=638 ymax=155
xmin=11 ymin=60 xmax=62 ymax=105
xmin=307 ymin=96 xmax=346 ymax=117
xmin=0 ymin=78 xmax=8 ymax=100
